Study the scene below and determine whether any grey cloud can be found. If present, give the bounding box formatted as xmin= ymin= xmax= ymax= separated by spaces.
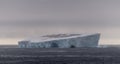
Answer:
xmin=0 ymin=0 xmax=120 ymax=44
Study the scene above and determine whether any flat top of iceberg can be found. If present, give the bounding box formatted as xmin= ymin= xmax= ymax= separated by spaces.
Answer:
xmin=21 ymin=33 xmax=100 ymax=43
xmin=42 ymin=34 xmax=81 ymax=38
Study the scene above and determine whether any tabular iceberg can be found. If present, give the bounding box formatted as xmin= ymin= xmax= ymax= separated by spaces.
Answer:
xmin=18 ymin=33 xmax=100 ymax=48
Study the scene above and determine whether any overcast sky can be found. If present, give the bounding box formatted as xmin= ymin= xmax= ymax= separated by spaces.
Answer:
xmin=0 ymin=0 xmax=120 ymax=45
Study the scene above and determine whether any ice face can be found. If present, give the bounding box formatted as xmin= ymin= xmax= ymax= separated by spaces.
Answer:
xmin=18 ymin=33 xmax=100 ymax=48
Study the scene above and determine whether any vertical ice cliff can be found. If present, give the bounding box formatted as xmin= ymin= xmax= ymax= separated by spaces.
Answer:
xmin=18 ymin=33 xmax=100 ymax=48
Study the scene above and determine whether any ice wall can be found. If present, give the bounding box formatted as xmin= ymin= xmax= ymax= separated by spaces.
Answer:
xmin=18 ymin=33 xmax=100 ymax=48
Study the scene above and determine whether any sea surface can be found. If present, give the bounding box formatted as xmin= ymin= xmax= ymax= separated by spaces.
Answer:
xmin=0 ymin=45 xmax=119 ymax=64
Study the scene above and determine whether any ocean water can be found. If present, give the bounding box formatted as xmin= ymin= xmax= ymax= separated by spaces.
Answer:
xmin=0 ymin=46 xmax=119 ymax=64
